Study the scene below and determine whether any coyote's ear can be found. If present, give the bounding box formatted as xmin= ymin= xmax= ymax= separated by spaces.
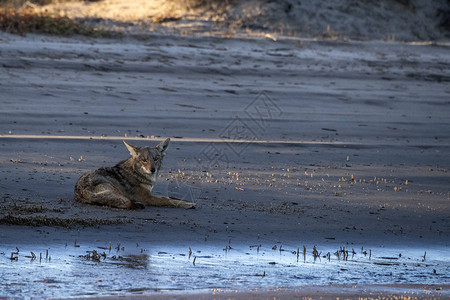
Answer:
xmin=123 ymin=141 xmax=140 ymax=157
xmin=156 ymin=138 xmax=170 ymax=155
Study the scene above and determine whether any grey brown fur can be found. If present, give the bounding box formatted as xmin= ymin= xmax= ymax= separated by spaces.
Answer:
xmin=74 ymin=138 xmax=195 ymax=209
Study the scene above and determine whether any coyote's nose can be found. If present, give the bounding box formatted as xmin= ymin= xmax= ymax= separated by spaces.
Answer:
xmin=151 ymin=167 xmax=156 ymax=173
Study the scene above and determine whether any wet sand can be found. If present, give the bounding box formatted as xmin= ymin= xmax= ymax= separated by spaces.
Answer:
xmin=0 ymin=32 xmax=449 ymax=298
xmin=69 ymin=285 xmax=448 ymax=300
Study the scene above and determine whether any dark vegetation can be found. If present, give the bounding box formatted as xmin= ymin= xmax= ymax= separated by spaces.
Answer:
xmin=0 ymin=0 xmax=84 ymax=6
xmin=0 ymin=7 xmax=117 ymax=36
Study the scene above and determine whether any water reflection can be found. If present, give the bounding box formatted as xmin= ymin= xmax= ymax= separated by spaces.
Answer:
xmin=108 ymin=254 xmax=149 ymax=270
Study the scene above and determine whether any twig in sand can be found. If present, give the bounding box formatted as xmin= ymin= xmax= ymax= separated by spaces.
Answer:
xmin=25 ymin=251 xmax=36 ymax=261
xmin=312 ymin=246 xmax=321 ymax=261
xmin=10 ymin=252 xmax=18 ymax=261
xmin=335 ymin=250 xmax=340 ymax=261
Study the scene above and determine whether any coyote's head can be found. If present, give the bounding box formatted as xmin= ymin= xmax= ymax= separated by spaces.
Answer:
xmin=123 ymin=138 xmax=170 ymax=181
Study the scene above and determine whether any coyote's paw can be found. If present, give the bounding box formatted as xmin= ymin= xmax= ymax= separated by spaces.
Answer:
xmin=129 ymin=201 xmax=145 ymax=209
xmin=179 ymin=201 xmax=196 ymax=209
xmin=169 ymin=197 xmax=196 ymax=209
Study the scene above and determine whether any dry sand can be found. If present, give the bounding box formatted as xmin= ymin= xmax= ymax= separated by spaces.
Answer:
xmin=27 ymin=0 xmax=450 ymax=41
xmin=0 ymin=27 xmax=449 ymax=298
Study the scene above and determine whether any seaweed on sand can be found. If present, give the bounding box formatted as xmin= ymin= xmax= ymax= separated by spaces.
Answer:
xmin=0 ymin=214 xmax=126 ymax=228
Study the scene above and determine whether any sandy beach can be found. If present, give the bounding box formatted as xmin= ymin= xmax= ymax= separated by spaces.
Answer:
xmin=0 ymin=9 xmax=449 ymax=298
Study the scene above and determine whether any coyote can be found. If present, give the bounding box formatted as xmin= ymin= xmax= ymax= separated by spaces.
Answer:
xmin=74 ymin=138 xmax=195 ymax=209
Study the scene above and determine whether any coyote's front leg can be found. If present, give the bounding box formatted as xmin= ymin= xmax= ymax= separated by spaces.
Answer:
xmin=142 ymin=195 xmax=196 ymax=209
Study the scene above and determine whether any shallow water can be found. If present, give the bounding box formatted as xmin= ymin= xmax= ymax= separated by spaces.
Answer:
xmin=1 ymin=241 xmax=449 ymax=298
